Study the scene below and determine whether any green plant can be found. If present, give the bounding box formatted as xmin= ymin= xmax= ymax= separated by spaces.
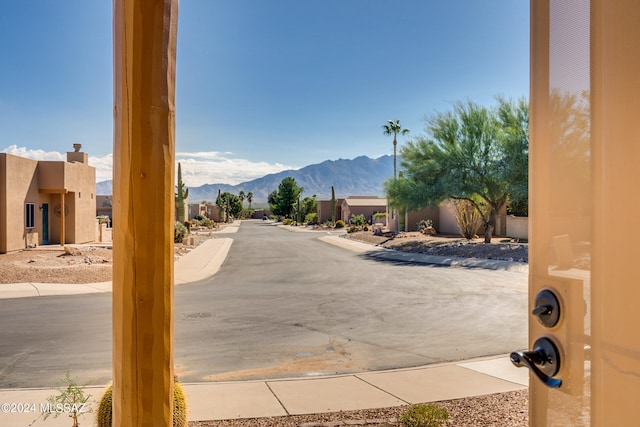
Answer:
xmin=174 ymin=162 xmax=189 ymax=223
xmin=96 ymin=380 xmax=187 ymax=427
xmin=373 ymin=212 xmax=386 ymax=221
xmin=400 ymin=403 xmax=449 ymax=427
xmin=363 ymin=224 xmax=369 ymax=231
xmin=347 ymin=225 xmax=357 ymax=233
xmin=41 ymin=370 xmax=92 ymax=427
xmin=283 ymin=218 xmax=293 ymax=225
xmin=200 ymin=217 xmax=216 ymax=229
xmin=351 ymin=214 xmax=365 ymax=226
xmin=335 ymin=220 xmax=345 ymax=228
xmin=305 ymin=213 xmax=318 ymax=224
xmin=449 ymin=198 xmax=483 ymax=239
xmin=174 ymin=221 xmax=188 ymax=243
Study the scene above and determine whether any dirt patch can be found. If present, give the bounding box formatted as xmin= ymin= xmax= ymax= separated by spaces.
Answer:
xmin=0 ymin=230 xmax=218 ymax=284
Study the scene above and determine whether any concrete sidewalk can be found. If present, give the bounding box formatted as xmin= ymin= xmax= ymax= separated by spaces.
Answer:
xmin=0 ymin=234 xmax=236 ymax=299
xmin=0 ymin=355 xmax=527 ymax=426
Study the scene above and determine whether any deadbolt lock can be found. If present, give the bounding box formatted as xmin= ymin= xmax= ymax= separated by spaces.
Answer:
xmin=533 ymin=289 xmax=560 ymax=328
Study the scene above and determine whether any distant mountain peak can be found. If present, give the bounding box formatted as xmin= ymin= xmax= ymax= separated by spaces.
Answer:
xmin=97 ymin=155 xmax=394 ymax=204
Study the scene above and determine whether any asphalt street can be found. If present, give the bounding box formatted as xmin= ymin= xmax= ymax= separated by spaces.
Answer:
xmin=0 ymin=221 xmax=528 ymax=388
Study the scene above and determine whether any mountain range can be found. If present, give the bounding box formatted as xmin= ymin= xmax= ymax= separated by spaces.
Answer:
xmin=96 ymin=155 xmax=394 ymax=204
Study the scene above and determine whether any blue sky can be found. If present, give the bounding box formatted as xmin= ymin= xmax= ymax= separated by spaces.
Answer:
xmin=0 ymin=1 xmax=529 ymax=186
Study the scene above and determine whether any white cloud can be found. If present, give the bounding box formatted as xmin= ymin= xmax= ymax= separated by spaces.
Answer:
xmin=1 ymin=144 xmax=65 ymax=161
xmin=176 ymin=152 xmax=295 ymax=186
xmin=1 ymin=146 xmax=295 ymax=187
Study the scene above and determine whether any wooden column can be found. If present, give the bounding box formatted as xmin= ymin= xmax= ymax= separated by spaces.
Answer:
xmin=112 ymin=1 xmax=178 ymax=426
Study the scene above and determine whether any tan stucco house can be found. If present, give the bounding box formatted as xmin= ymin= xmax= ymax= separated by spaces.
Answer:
xmin=341 ymin=196 xmax=387 ymax=224
xmin=0 ymin=145 xmax=96 ymax=253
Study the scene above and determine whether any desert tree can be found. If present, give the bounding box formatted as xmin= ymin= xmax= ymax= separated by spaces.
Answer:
xmin=268 ymin=177 xmax=303 ymax=218
xmin=385 ymin=98 xmax=528 ymax=242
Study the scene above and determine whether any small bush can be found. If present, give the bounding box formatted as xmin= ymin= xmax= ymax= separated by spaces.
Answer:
xmin=363 ymin=225 xmax=369 ymax=231
xmin=283 ymin=218 xmax=293 ymax=225
xmin=400 ymin=403 xmax=449 ymax=427
xmin=194 ymin=214 xmax=205 ymax=221
xmin=305 ymin=213 xmax=319 ymax=224
xmin=174 ymin=221 xmax=188 ymax=243
xmin=200 ymin=217 xmax=216 ymax=229
xmin=335 ymin=220 xmax=345 ymax=228
xmin=347 ymin=226 xmax=357 ymax=233
xmin=351 ymin=214 xmax=365 ymax=226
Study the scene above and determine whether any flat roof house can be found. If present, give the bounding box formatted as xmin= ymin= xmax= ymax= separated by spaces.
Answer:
xmin=0 ymin=145 xmax=96 ymax=253
xmin=341 ymin=196 xmax=387 ymax=224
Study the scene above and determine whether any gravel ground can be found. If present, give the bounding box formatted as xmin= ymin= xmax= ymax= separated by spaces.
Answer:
xmin=190 ymin=390 xmax=528 ymax=427
xmin=346 ymin=231 xmax=528 ymax=264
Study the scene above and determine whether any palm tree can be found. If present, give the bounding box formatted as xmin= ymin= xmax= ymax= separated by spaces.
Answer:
xmin=247 ymin=192 xmax=253 ymax=210
xmin=382 ymin=119 xmax=410 ymax=179
xmin=238 ymin=190 xmax=246 ymax=206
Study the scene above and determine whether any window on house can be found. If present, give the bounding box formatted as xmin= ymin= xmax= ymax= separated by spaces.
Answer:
xmin=25 ymin=203 xmax=35 ymax=229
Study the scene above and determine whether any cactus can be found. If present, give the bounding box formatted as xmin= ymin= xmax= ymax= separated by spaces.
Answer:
xmin=96 ymin=380 xmax=188 ymax=427
xmin=175 ymin=162 xmax=189 ymax=222
xmin=330 ymin=185 xmax=336 ymax=223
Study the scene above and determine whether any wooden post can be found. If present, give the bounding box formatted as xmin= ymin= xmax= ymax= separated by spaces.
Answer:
xmin=112 ymin=1 xmax=178 ymax=425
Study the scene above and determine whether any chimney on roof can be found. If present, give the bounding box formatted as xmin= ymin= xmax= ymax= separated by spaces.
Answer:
xmin=67 ymin=143 xmax=88 ymax=164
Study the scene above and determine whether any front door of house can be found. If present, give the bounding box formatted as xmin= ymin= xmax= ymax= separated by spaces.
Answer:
xmin=41 ymin=203 xmax=49 ymax=245
xmin=524 ymin=1 xmax=640 ymax=425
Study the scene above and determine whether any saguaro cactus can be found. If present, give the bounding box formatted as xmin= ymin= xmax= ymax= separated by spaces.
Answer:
xmin=175 ymin=162 xmax=189 ymax=222
xmin=330 ymin=185 xmax=336 ymax=223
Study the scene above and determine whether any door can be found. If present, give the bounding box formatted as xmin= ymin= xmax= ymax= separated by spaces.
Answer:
xmin=521 ymin=1 xmax=640 ymax=425
xmin=41 ymin=203 xmax=48 ymax=245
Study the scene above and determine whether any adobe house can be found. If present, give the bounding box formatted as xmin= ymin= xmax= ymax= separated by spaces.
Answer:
xmin=0 ymin=144 xmax=96 ymax=253
xmin=341 ymin=196 xmax=387 ymax=224
xmin=317 ymin=198 xmax=343 ymax=223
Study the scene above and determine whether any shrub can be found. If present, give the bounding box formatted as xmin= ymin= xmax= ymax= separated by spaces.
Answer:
xmin=449 ymin=199 xmax=483 ymax=239
xmin=335 ymin=220 xmax=345 ymax=228
xmin=97 ymin=380 xmax=187 ymax=427
xmin=174 ymin=221 xmax=188 ymax=243
xmin=400 ymin=403 xmax=449 ymax=427
xmin=305 ymin=213 xmax=319 ymax=224
xmin=200 ymin=217 xmax=216 ymax=229
xmin=347 ymin=226 xmax=357 ymax=233
xmin=42 ymin=371 xmax=92 ymax=426
xmin=283 ymin=218 xmax=293 ymax=225
xmin=363 ymin=225 xmax=369 ymax=231
xmin=194 ymin=214 xmax=205 ymax=221
xmin=351 ymin=214 xmax=365 ymax=226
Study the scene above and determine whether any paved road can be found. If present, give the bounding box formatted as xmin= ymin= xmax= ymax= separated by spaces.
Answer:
xmin=0 ymin=221 xmax=527 ymax=388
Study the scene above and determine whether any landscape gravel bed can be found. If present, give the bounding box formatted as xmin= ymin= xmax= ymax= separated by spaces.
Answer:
xmin=190 ymin=389 xmax=528 ymax=427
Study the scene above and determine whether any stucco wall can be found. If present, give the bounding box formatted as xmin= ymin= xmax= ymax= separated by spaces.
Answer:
xmin=1 ymin=154 xmax=40 ymax=252
xmin=65 ymin=161 xmax=97 ymax=244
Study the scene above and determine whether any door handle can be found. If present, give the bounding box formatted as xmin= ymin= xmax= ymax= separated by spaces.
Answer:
xmin=510 ymin=337 xmax=562 ymax=388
